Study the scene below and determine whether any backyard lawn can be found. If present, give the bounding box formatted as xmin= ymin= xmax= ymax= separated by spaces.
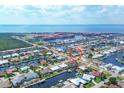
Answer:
xmin=84 ymin=81 xmax=94 ymax=88
xmin=94 ymin=77 xmax=102 ymax=83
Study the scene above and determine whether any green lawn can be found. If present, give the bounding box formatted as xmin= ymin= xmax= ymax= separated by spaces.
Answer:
xmin=0 ymin=37 xmax=32 ymax=51
xmin=94 ymin=77 xmax=102 ymax=83
xmin=84 ymin=81 xmax=94 ymax=88
xmin=4 ymin=74 xmax=13 ymax=78
xmin=43 ymin=72 xmax=60 ymax=79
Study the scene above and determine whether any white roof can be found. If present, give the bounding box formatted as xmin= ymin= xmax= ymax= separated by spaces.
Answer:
xmin=70 ymin=78 xmax=87 ymax=86
xmin=57 ymin=56 xmax=65 ymax=60
xmin=49 ymin=66 xmax=60 ymax=71
xmin=3 ymin=55 xmax=11 ymax=58
xmin=93 ymin=54 xmax=103 ymax=58
xmin=112 ymin=66 xmax=124 ymax=71
xmin=0 ymin=60 xmax=9 ymax=65
xmin=120 ymin=41 xmax=124 ymax=44
xmin=20 ymin=66 xmax=30 ymax=71
xmin=47 ymin=52 xmax=52 ymax=55
xmin=105 ymin=63 xmax=113 ymax=67
xmin=12 ymin=53 xmax=19 ymax=57
xmin=59 ymin=64 xmax=68 ymax=68
xmin=82 ymin=74 xmax=95 ymax=81
xmin=33 ymin=50 xmax=40 ymax=53
xmin=79 ymin=66 xmax=87 ymax=70
xmin=57 ymin=48 xmax=62 ymax=51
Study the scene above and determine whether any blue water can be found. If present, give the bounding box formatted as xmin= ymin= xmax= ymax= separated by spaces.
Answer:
xmin=103 ymin=52 xmax=124 ymax=67
xmin=27 ymin=70 xmax=77 ymax=88
xmin=0 ymin=25 xmax=124 ymax=33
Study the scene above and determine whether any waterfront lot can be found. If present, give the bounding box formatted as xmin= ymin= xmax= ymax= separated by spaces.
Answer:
xmin=0 ymin=37 xmax=31 ymax=51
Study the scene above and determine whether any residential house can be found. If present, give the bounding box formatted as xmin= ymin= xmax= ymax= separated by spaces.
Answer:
xmin=0 ymin=78 xmax=11 ymax=88
xmin=0 ymin=60 xmax=9 ymax=65
xmin=58 ymin=63 xmax=68 ymax=69
xmin=20 ymin=66 xmax=30 ymax=71
xmin=82 ymin=74 xmax=95 ymax=81
xmin=24 ymin=71 xmax=39 ymax=82
xmin=10 ymin=74 xmax=25 ymax=87
xmin=92 ymin=70 xmax=102 ymax=77
xmin=41 ymin=67 xmax=51 ymax=75
xmin=49 ymin=66 xmax=61 ymax=72
xmin=69 ymin=78 xmax=87 ymax=86
xmin=6 ymin=68 xmax=16 ymax=75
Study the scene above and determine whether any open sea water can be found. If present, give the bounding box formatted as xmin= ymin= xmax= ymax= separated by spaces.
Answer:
xmin=0 ymin=25 xmax=124 ymax=33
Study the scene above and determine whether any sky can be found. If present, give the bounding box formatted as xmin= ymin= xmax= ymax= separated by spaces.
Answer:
xmin=0 ymin=5 xmax=124 ymax=25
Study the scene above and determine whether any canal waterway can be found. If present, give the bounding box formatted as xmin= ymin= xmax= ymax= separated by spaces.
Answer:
xmin=27 ymin=70 xmax=77 ymax=88
xmin=103 ymin=52 xmax=124 ymax=67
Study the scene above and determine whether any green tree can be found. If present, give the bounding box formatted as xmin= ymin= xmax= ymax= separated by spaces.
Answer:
xmin=109 ymin=77 xmax=117 ymax=85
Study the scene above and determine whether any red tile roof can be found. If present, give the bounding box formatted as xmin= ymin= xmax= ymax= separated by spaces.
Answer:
xmin=92 ymin=70 xmax=101 ymax=77
xmin=6 ymin=68 xmax=16 ymax=74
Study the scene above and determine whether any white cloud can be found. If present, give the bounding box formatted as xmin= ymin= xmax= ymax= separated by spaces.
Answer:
xmin=0 ymin=5 xmax=124 ymax=24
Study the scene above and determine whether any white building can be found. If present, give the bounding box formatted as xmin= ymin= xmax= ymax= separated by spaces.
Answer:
xmin=0 ymin=60 xmax=9 ymax=65
xmin=70 ymin=78 xmax=87 ymax=86
xmin=49 ymin=66 xmax=60 ymax=71
xmin=82 ymin=74 xmax=95 ymax=81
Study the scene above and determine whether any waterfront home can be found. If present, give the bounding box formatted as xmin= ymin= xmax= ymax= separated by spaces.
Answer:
xmin=41 ymin=67 xmax=51 ymax=75
xmin=92 ymin=54 xmax=103 ymax=59
xmin=58 ymin=63 xmax=68 ymax=69
xmin=105 ymin=63 xmax=113 ymax=68
xmin=24 ymin=71 xmax=39 ymax=82
xmin=49 ymin=66 xmax=61 ymax=72
xmin=0 ymin=78 xmax=11 ymax=88
xmin=82 ymin=74 xmax=95 ymax=81
xmin=0 ymin=59 xmax=9 ymax=65
xmin=10 ymin=74 xmax=25 ymax=87
xmin=69 ymin=78 xmax=87 ymax=86
xmin=112 ymin=66 xmax=124 ymax=72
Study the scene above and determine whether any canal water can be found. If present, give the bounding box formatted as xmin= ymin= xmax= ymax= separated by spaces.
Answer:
xmin=27 ymin=71 xmax=77 ymax=88
xmin=103 ymin=52 xmax=124 ymax=67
